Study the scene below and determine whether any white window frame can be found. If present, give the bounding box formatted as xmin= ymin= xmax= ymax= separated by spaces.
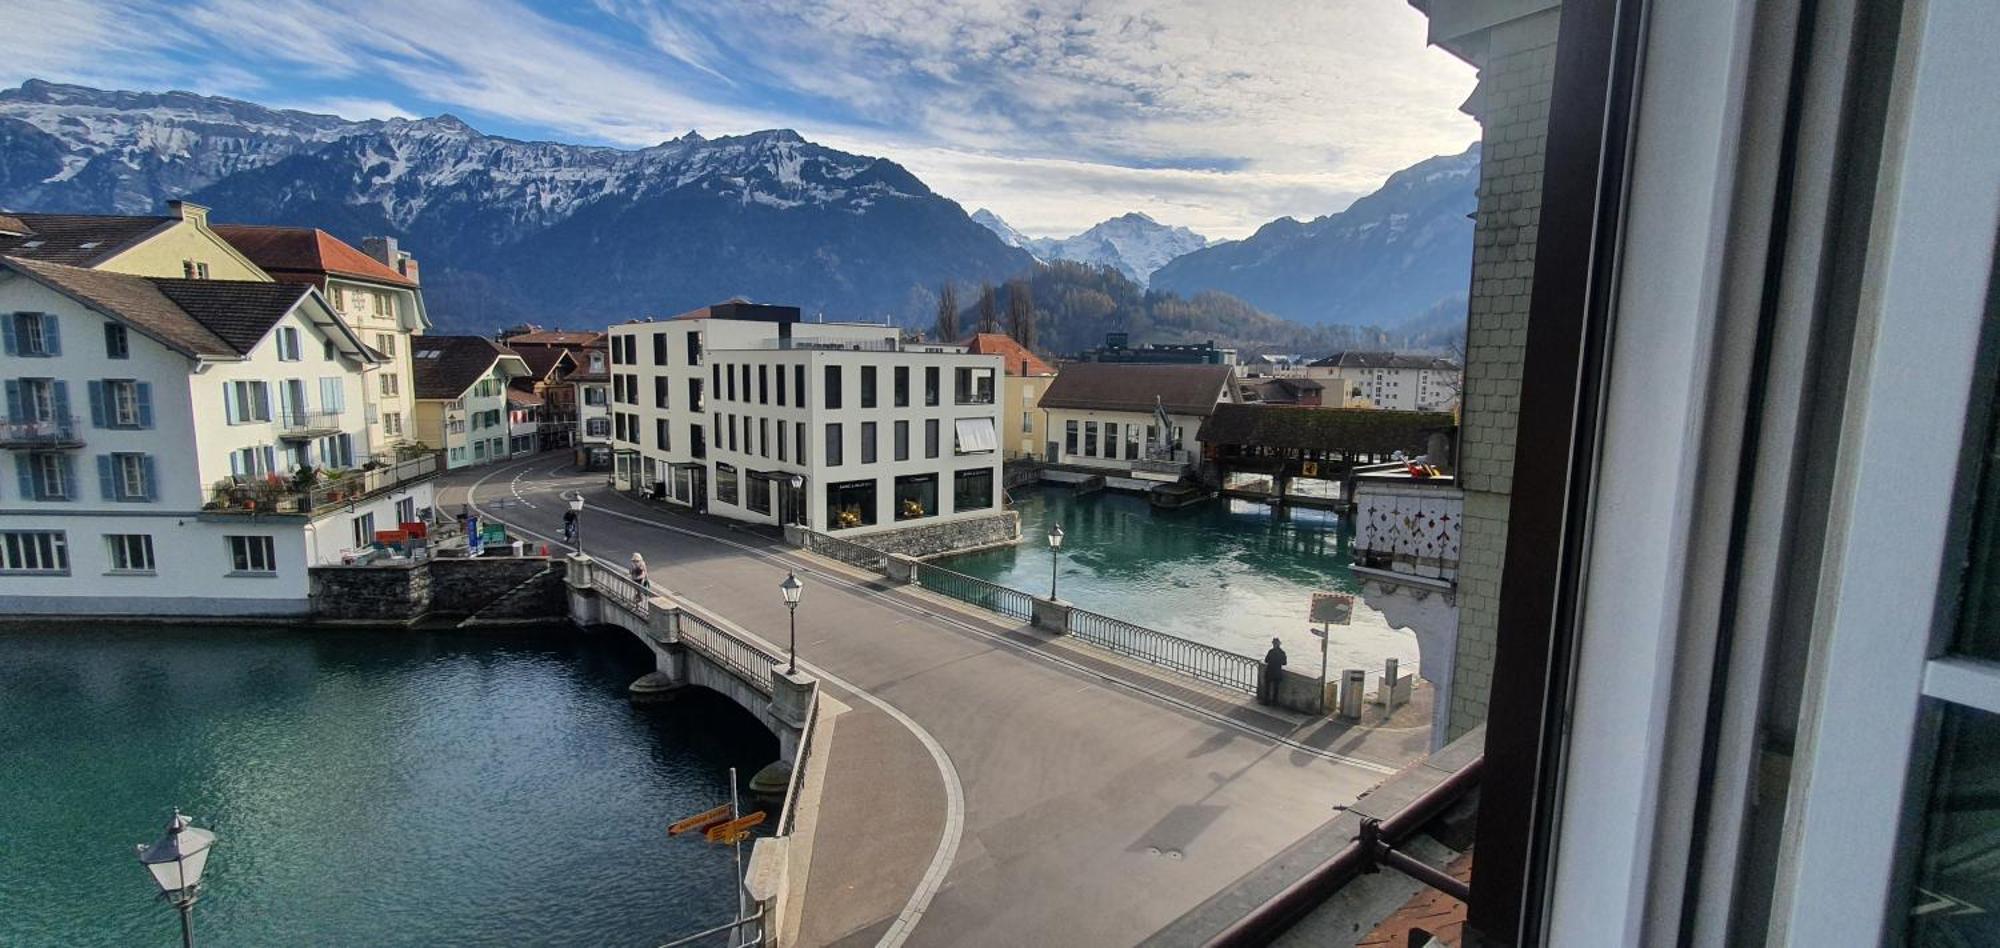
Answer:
xmin=115 ymin=453 xmax=146 ymax=499
xmin=227 ymin=535 xmax=278 ymax=575
xmin=1 ymin=530 xmax=68 ymax=573
xmin=109 ymin=380 xmax=139 ymax=427
xmin=106 ymin=533 xmax=155 ymax=573
xmin=277 ymin=326 xmax=301 ymax=361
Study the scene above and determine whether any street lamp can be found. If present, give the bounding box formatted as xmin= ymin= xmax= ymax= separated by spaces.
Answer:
xmin=1047 ymin=524 xmax=1065 ymax=600
xmin=788 ymin=474 xmax=805 ymax=527
xmin=135 ymin=810 xmax=215 ymax=948
xmin=780 ymin=572 xmax=804 ymax=673
xmin=569 ymin=495 xmax=585 ymax=557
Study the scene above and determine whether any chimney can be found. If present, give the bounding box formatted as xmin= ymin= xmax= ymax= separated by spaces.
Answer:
xmin=363 ymin=236 xmax=420 ymax=285
xmin=166 ymin=200 xmax=209 ymax=227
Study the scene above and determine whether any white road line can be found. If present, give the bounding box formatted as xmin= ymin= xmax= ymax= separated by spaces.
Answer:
xmin=466 ymin=460 xmax=966 ymax=947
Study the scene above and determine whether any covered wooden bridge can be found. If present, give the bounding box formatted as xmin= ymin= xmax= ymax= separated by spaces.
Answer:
xmin=1196 ymin=404 xmax=1457 ymax=505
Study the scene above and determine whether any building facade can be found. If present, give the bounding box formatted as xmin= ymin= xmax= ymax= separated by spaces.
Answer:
xmin=411 ymin=336 xmax=531 ymax=469
xmin=1038 ymin=363 xmax=1235 ymax=479
xmin=0 ymin=257 xmax=436 ymax=616
xmin=605 ymin=303 xmax=1008 ymax=541
xmin=1289 ymin=352 xmax=1462 ymax=412
xmin=962 ymin=332 xmax=1056 ymax=460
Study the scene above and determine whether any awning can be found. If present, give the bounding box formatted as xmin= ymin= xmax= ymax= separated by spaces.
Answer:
xmin=954 ymin=417 xmax=998 ymax=454
xmin=748 ymin=468 xmax=805 ymax=483
xmin=668 ymin=460 xmax=707 ymax=470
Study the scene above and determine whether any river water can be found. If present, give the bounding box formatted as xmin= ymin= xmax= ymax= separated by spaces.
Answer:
xmin=0 ymin=624 xmax=775 ymax=947
xmin=938 ymin=488 xmax=1422 ymax=682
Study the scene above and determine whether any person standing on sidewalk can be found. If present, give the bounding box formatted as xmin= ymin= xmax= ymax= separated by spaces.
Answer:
xmin=1259 ymin=638 xmax=1288 ymax=705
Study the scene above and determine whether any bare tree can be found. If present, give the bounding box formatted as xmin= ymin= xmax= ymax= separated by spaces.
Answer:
xmin=1006 ymin=279 xmax=1037 ymax=349
xmin=934 ymin=281 xmax=960 ymax=342
xmin=976 ymin=282 xmax=1001 ymax=334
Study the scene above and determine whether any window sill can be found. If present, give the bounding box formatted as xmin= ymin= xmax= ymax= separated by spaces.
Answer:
xmin=225 ymin=570 xmax=281 ymax=579
xmin=0 ymin=570 xmax=70 ymax=576
xmin=105 ymin=569 xmax=158 ymax=577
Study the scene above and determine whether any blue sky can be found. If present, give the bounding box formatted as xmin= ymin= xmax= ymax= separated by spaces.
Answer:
xmin=13 ymin=0 xmax=1479 ymax=240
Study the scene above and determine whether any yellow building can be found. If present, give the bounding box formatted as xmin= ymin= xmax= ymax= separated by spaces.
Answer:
xmin=0 ymin=201 xmax=271 ymax=282
xmin=962 ymin=333 xmax=1057 ymax=460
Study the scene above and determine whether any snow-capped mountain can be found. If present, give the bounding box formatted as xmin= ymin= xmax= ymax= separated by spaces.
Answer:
xmin=1150 ymin=145 xmax=1479 ymax=328
xmin=973 ymin=209 xmax=1210 ymax=286
xmin=0 ymin=80 xmax=1033 ymax=330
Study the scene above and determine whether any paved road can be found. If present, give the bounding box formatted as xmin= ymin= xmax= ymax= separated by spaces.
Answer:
xmin=440 ymin=455 xmax=1426 ymax=947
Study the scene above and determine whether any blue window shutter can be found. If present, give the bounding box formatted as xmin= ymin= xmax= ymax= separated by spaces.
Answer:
xmin=341 ymin=433 xmax=354 ymax=466
xmin=97 ymin=455 xmax=115 ymax=500
xmin=51 ymin=381 xmax=69 ymax=425
xmin=229 ymin=450 xmax=244 ymax=478
xmin=223 ymin=383 xmax=238 ymax=425
xmin=141 ymin=454 xmax=158 ymax=500
xmin=41 ymin=313 xmax=59 ymax=356
xmin=16 ymin=456 xmax=32 ymax=498
xmin=88 ymin=382 xmax=106 ymax=428
xmin=1 ymin=314 xmax=15 ymax=355
xmin=262 ymin=445 xmax=276 ymax=474
xmin=136 ymin=383 xmax=153 ymax=429
xmin=5 ymin=380 xmax=21 ymax=424
xmin=60 ymin=455 xmax=76 ymax=500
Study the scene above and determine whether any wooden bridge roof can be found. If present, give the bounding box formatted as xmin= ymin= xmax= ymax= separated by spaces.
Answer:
xmin=1198 ymin=403 xmax=1456 ymax=453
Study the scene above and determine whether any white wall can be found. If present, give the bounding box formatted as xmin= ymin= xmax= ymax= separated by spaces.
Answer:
xmin=1045 ymin=407 xmax=1207 ymax=469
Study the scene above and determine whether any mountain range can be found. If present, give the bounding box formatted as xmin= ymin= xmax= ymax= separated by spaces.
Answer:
xmin=971 ymin=209 xmax=1210 ymax=287
xmin=0 ymin=79 xmax=1475 ymax=345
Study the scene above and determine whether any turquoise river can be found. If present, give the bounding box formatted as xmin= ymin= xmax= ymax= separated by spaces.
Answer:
xmin=0 ymin=624 xmax=775 ymax=947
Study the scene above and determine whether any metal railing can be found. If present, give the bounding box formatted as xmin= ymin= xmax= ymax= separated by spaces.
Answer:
xmin=0 ymin=414 xmax=82 ymax=447
xmin=590 ymin=562 xmax=653 ymax=618
xmin=803 ymin=529 xmax=888 ymax=571
xmin=1066 ymin=606 xmax=1262 ymax=694
xmin=776 ymin=688 xmax=822 ymax=836
xmin=679 ymin=611 xmax=781 ymax=695
xmin=913 ymin=561 xmax=1033 ymax=620
xmin=276 ymin=409 xmax=342 ymax=434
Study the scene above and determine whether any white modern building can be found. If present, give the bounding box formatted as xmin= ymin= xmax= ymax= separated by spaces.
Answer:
xmin=411 ymin=336 xmax=531 ymax=469
xmin=0 ymin=256 xmax=438 ymax=616
xmin=1038 ymin=362 xmax=1236 ymax=480
xmin=605 ymin=302 xmax=1010 ymax=548
xmin=1289 ymin=352 xmax=1461 ymax=412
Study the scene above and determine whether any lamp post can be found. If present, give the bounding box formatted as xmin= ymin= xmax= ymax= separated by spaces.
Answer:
xmin=1047 ymin=523 xmax=1065 ymax=600
xmin=788 ymin=474 xmax=804 ymax=527
xmin=780 ymin=572 xmax=804 ymax=673
xmin=569 ymin=495 xmax=585 ymax=557
xmin=135 ymin=810 xmax=215 ymax=948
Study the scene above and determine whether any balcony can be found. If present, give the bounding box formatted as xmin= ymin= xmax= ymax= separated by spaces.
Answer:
xmin=0 ymin=415 xmax=84 ymax=450
xmin=276 ymin=410 xmax=344 ymax=440
xmin=1350 ymin=470 xmax=1461 ymax=590
xmin=203 ymin=451 xmax=442 ymax=518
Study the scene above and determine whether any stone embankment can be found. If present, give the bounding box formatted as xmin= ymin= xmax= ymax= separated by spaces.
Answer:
xmin=309 ymin=555 xmax=566 ymax=625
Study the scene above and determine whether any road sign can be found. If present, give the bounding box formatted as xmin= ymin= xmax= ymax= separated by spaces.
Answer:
xmin=1311 ymin=592 xmax=1354 ymax=625
xmin=704 ymin=811 xmax=765 ymax=844
xmin=668 ymin=804 xmax=732 ymax=836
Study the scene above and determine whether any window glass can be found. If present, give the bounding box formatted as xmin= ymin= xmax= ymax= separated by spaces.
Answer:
xmin=895 ymin=366 xmax=910 ymax=407
xmin=953 ymin=468 xmax=994 ymax=512
xmin=1903 ymin=704 xmax=1999 ymax=942
xmin=715 ymin=463 xmax=739 ymax=505
xmin=895 ymin=473 xmax=937 ymax=520
xmin=825 ymin=365 xmax=843 ymax=409
xmin=825 ymin=423 xmax=843 ymax=466
xmin=925 ymin=366 xmax=940 ymax=406
xmin=861 ymin=421 xmax=877 ymax=464
xmin=827 ymin=479 xmax=877 ymax=529
xmin=747 ymin=475 xmax=772 ymax=515
xmin=1951 ymin=370 xmax=2000 ymax=659
xmin=895 ymin=420 xmax=910 ymax=461
xmin=861 ymin=366 xmax=878 ymax=408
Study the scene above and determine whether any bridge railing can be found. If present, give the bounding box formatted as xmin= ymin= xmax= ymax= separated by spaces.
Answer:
xmin=802 ymin=530 xmax=888 ymax=572
xmin=589 ymin=561 xmax=653 ymax=619
xmin=776 ymin=686 xmax=822 ymax=837
xmin=1065 ymin=606 xmax=1261 ymax=694
xmin=679 ymin=611 xmax=781 ymax=696
xmin=912 ymin=561 xmax=1034 ymax=620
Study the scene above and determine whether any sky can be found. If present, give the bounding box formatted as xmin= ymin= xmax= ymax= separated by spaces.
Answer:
xmin=10 ymin=0 xmax=1480 ymax=241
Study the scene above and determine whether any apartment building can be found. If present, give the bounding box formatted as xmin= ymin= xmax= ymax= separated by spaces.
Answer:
xmin=1292 ymin=352 xmax=1461 ymax=412
xmin=1038 ymin=363 xmax=1235 ymax=478
xmin=962 ymin=332 xmax=1056 ymax=460
xmin=0 ymin=257 xmax=435 ymax=616
xmin=511 ymin=347 xmax=578 ymax=450
xmin=605 ymin=302 xmax=1009 ymax=546
xmin=411 ymin=336 xmax=530 ymax=469
xmin=214 ymin=227 xmax=430 ymax=457
xmin=0 ymin=201 xmax=272 ymax=284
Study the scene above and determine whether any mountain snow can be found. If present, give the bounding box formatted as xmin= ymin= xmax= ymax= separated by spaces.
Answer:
xmin=972 ymin=209 xmax=1210 ymax=286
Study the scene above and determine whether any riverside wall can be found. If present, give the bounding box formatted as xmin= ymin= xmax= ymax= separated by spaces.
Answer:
xmin=309 ymin=555 xmax=565 ymax=624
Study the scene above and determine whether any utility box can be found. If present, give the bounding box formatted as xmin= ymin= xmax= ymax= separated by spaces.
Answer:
xmin=1340 ymin=669 xmax=1366 ymax=720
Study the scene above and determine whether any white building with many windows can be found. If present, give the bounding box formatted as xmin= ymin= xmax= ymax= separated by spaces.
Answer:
xmin=605 ymin=302 xmax=1012 ymax=549
xmin=1038 ymin=362 xmax=1237 ymax=480
xmin=0 ymin=256 xmax=438 ymax=616
xmin=411 ymin=336 xmax=531 ymax=469
xmin=1289 ymin=352 xmax=1461 ymax=412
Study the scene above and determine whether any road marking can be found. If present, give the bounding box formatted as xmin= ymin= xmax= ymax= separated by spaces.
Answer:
xmin=465 ymin=460 xmax=966 ymax=947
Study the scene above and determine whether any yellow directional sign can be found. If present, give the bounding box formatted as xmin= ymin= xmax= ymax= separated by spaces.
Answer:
xmin=669 ymin=804 xmax=733 ymax=837
xmin=704 ymin=811 xmax=766 ymax=844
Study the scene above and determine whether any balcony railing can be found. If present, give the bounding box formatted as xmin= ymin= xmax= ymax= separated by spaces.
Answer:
xmin=276 ymin=410 xmax=344 ymax=438
xmin=0 ymin=415 xmax=83 ymax=449
xmin=204 ymin=451 xmax=442 ymax=516
xmin=1351 ymin=472 xmax=1461 ymax=583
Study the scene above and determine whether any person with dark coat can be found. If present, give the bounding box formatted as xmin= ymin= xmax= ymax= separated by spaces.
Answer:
xmin=1260 ymin=637 xmax=1288 ymax=704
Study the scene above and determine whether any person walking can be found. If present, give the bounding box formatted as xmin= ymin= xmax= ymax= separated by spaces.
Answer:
xmin=562 ymin=508 xmax=578 ymax=545
xmin=629 ymin=552 xmax=649 ymax=591
xmin=1260 ymin=637 xmax=1288 ymax=705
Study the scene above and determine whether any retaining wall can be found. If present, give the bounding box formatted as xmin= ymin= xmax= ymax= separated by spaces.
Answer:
xmin=309 ymin=556 xmax=564 ymax=623
xmin=852 ymin=510 xmax=1021 ymax=558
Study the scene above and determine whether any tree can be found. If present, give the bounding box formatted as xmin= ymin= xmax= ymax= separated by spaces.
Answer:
xmin=1006 ymin=278 xmax=1038 ymax=349
xmin=976 ymin=282 xmax=1001 ymax=334
xmin=934 ymin=281 xmax=960 ymax=342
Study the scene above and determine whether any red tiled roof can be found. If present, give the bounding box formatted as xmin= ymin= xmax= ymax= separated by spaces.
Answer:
xmin=962 ymin=332 xmax=1055 ymax=376
xmin=212 ymin=225 xmax=417 ymax=288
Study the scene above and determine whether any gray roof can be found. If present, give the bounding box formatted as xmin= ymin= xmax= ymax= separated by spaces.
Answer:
xmin=3 ymin=256 xmax=237 ymax=357
xmin=413 ymin=335 xmax=525 ymax=400
xmin=1308 ymin=351 xmax=1460 ymax=371
xmin=1038 ymin=363 xmax=1234 ymax=416
xmin=147 ymin=279 xmax=314 ymax=355
xmin=0 ymin=213 xmax=176 ymax=268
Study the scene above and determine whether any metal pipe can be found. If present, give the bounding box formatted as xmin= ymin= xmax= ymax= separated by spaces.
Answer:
xmin=1201 ymin=755 xmax=1483 ymax=947
xmin=654 ymin=909 xmax=766 ymax=948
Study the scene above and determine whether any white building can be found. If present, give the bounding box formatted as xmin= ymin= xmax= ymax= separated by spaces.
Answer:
xmin=411 ymin=336 xmax=531 ymax=469
xmin=1038 ymin=362 xmax=1236 ymax=480
xmin=1290 ymin=352 xmax=1461 ymax=412
xmin=569 ymin=345 xmax=612 ymax=470
xmin=605 ymin=302 xmax=1009 ymax=545
xmin=0 ymin=256 xmax=438 ymax=616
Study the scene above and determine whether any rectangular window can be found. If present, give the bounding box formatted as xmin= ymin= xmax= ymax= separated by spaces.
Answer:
xmin=100 ymin=452 xmax=153 ymax=501
xmin=827 ymin=479 xmax=877 ymax=529
xmin=741 ymin=365 xmax=751 ymax=406
xmin=826 ymin=423 xmax=844 ymax=467
xmin=379 ymin=372 xmax=399 ymax=396
xmin=728 ymin=414 xmax=738 ymax=452
xmin=376 ymin=333 xmax=397 ymax=359
xmin=7 ymin=312 xmax=56 ymax=356
xmin=954 ymin=367 xmax=996 ymax=404
xmin=759 ymin=366 xmax=769 ymax=405
xmin=895 ymin=366 xmax=910 ymax=407
xmin=688 ymin=377 xmax=704 ymax=412
xmin=1103 ymin=423 xmax=1117 ymax=454
xmin=954 ymin=417 xmax=999 ymax=455
xmin=760 ymin=417 xmax=770 ymax=458
xmin=778 ymin=421 xmax=788 ymax=462
xmin=1126 ymin=425 xmax=1140 ymax=460
xmin=795 ymin=365 xmax=806 ymax=407
xmin=587 ymin=417 xmax=610 ymax=438
xmin=653 ymin=332 xmax=667 ymax=366
xmin=227 ymin=535 xmax=277 ymax=574
xmin=352 ymin=512 xmax=376 ymax=550
xmin=861 ymin=421 xmax=878 ymax=464
xmin=277 ymin=326 xmax=301 ymax=361
xmin=104 ymin=323 xmax=129 ymax=359
xmin=1023 ymin=411 xmax=1035 ymax=434
xmin=655 ymin=376 xmax=669 ymax=409
xmin=861 ymin=366 xmax=878 ymax=408
xmin=584 ymin=386 xmax=607 ymax=407
xmin=726 ymin=363 xmax=737 ymax=402
xmin=27 ymin=452 xmax=73 ymax=500
xmin=690 ymin=423 xmax=706 ymax=459
xmin=925 ymin=366 xmax=940 ymax=406
xmin=656 ymin=418 xmax=670 ymax=451
xmin=795 ymin=421 xmax=806 ymax=465
xmin=895 ymin=420 xmax=910 ymax=461
xmin=776 ymin=363 xmax=788 ymax=406
xmin=384 ymin=412 xmax=403 ymax=436
xmin=686 ymin=331 xmax=702 ymax=365
xmin=1085 ymin=421 xmax=1099 ymax=456
xmin=225 ymin=380 xmax=271 ymax=423
xmin=953 ymin=468 xmax=995 ymax=512
xmin=715 ymin=463 xmax=740 ymax=506
xmin=105 ymin=533 xmax=154 ymax=573
xmin=825 ymin=365 xmax=843 ymax=409
xmin=894 ymin=473 xmax=937 ymax=521
xmin=747 ymin=475 xmax=772 ymax=515
xmin=1066 ymin=419 xmax=1079 ymax=455
xmin=925 ymin=419 xmax=940 ymax=459
xmin=1 ymin=530 xmax=68 ymax=573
